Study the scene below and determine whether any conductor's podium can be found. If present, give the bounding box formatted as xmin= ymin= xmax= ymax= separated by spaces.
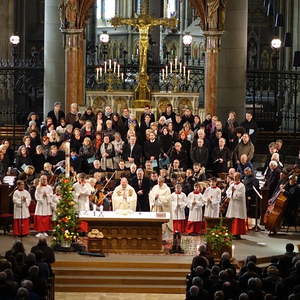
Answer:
xmin=79 ymin=211 xmax=170 ymax=254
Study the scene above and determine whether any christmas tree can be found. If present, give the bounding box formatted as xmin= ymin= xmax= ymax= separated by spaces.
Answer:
xmin=52 ymin=176 xmax=79 ymax=247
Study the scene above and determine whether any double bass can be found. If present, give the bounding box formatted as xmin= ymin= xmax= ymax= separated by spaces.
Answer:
xmin=263 ymin=184 xmax=288 ymax=233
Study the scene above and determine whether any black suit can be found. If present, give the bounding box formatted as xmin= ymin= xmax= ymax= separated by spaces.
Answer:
xmin=122 ymin=143 xmax=143 ymax=166
xmin=131 ymin=176 xmax=151 ymax=211
xmin=264 ymin=167 xmax=281 ymax=198
xmin=47 ymin=110 xmax=65 ymax=128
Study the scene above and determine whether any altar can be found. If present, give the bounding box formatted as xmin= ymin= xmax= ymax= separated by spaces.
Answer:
xmin=79 ymin=211 xmax=170 ymax=254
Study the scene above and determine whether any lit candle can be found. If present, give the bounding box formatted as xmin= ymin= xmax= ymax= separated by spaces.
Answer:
xmin=65 ymin=141 xmax=70 ymax=178
xmin=121 ymin=73 xmax=124 ymax=81
xmin=104 ymin=61 xmax=107 ymax=73
xmin=117 ymin=64 xmax=120 ymax=77
xmin=162 ymin=69 xmax=165 ymax=80
xmin=187 ymin=70 xmax=191 ymax=81
xmin=96 ymin=68 xmax=99 ymax=81
xmin=170 ymin=62 xmax=173 ymax=73
xmin=100 ymin=67 xmax=102 ymax=77
xmin=166 ymin=65 xmax=168 ymax=77
xmin=179 ymin=62 xmax=182 ymax=74
xmin=232 ymin=245 xmax=235 ymax=258
xmin=109 ymin=59 xmax=112 ymax=70
xmin=113 ymin=61 xmax=117 ymax=73
xmin=183 ymin=66 xmax=186 ymax=77
xmin=175 ymin=57 xmax=178 ymax=70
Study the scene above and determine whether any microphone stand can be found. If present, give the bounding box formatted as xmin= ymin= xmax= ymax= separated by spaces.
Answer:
xmin=20 ymin=196 xmax=23 ymax=242
xmin=252 ymin=185 xmax=263 ymax=232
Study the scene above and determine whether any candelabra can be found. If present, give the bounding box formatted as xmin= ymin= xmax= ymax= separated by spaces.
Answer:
xmin=161 ymin=57 xmax=191 ymax=92
xmin=96 ymin=59 xmax=124 ymax=92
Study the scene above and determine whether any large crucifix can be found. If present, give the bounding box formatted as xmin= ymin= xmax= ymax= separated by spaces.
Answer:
xmin=111 ymin=0 xmax=177 ymax=108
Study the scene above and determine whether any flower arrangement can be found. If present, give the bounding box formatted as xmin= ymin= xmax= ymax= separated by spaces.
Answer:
xmin=205 ymin=219 xmax=232 ymax=258
xmin=52 ymin=176 xmax=79 ymax=247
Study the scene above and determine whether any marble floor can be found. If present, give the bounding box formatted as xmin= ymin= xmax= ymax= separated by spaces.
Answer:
xmin=55 ymin=293 xmax=184 ymax=300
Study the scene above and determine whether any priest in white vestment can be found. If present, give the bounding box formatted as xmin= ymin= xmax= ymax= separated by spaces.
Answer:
xmin=112 ymin=177 xmax=137 ymax=213
xmin=149 ymin=176 xmax=171 ymax=213
xmin=226 ymin=172 xmax=247 ymax=238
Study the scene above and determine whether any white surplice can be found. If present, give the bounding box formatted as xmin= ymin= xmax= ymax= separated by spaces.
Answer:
xmin=203 ymin=187 xmax=222 ymax=218
xmin=226 ymin=182 xmax=247 ymax=219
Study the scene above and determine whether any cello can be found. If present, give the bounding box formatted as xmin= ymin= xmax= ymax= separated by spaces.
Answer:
xmin=263 ymin=184 xmax=288 ymax=233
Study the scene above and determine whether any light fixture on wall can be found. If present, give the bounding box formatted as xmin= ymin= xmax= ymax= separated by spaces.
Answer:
xmin=9 ymin=35 xmax=20 ymax=45
xmin=271 ymin=37 xmax=282 ymax=49
xmin=183 ymin=32 xmax=193 ymax=46
xmin=99 ymin=31 xmax=110 ymax=44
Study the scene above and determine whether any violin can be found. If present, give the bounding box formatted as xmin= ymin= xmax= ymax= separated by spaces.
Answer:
xmin=94 ymin=171 xmax=116 ymax=206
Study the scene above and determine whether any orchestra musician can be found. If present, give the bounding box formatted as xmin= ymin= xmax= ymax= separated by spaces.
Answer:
xmin=226 ymin=172 xmax=247 ymax=239
xmin=13 ymin=180 xmax=31 ymax=237
xmin=34 ymin=175 xmax=53 ymax=237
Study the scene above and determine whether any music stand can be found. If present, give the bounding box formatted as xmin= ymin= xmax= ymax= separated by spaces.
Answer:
xmin=253 ymin=185 xmax=263 ymax=232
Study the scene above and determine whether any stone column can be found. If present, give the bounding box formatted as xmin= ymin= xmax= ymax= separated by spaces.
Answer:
xmin=0 ymin=1 xmax=14 ymax=59
xmin=216 ymin=0 xmax=248 ymax=122
xmin=44 ymin=0 xmax=65 ymax=117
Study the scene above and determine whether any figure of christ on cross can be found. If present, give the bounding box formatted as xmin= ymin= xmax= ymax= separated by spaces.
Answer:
xmin=111 ymin=6 xmax=177 ymax=104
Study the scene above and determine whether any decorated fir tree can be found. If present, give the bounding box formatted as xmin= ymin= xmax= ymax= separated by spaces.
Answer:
xmin=53 ymin=176 xmax=79 ymax=247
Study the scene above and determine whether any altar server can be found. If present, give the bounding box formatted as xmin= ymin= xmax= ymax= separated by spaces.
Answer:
xmin=73 ymin=173 xmax=91 ymax=232
xmin=203 ymin=177 xmax=222 ymax=218
xmin=186 ymin=183 xmax=205 ymax=235
xmin=149 ymin=176 xmax=171 ymax=213
xmin=226 ymin=172 xmax=247 ymax=239
xmin=171 ymin=184 xmax=187 ymax=233
xmin=112 ymin=177 xmax=137 ymax=212
xmin=13 ymin=180 xmax=31 ymax=237
xmin=34 ymin=175 xmax=53 ymax=237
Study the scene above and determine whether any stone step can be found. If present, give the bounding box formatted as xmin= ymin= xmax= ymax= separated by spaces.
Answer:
xmin=54 ymin=284 xmax=186 ymax=294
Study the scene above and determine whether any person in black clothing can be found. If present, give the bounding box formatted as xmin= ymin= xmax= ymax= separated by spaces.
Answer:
xmin=224 ymin=112 xmax=239 ymax=150
xmin=149 ymin=172 xmax=158 ymax=189
xmin=181 ymin=108 xmax=194 ymax=125
xmin=240 ymin=112 xmax=258 ymax=145
xmin=131 ymin=168 xmax=151 ymax=211
xmin=122 ymin=136 xmax=143 ymax=167
xmin=159 ymin=127 xmax=173 ymax=157
xmin=140 ymin=105 xmax=155 ymax=125
xmin=70 ymin=128 xmax=83 ymax=154
xmin=70 ymin=149 xmax=82 ymax=173
xmin=211 ymin=138 xmax=231 ymax=175
xmin=32 ymin=146 xmax=46 ymax=174
xmin=15 ymin=146 xmax=32 ymax=172
xmin=264 ymin=160 xmax=281 ymax=199
xmin=82 ymin=106 xmax=96 ymax=124
xmin=47 ymin=102 xmax=65 ymax=128
xmin=143 ymin=132 xmax=161 ymax=166
xmin=46 ymin=145 xmax=64 ymax=168
xmin=161 ymin=104 xmax=176 ymax=123
xmin=173 ymin=114 xmax=184 ymax=133
xmin=283 ymin=175 xmax=300 ymax=226
xmin=169 ymin=142 xmax=188 ymax=170
xmin=31 ymin=237 xmax=55 ymax=268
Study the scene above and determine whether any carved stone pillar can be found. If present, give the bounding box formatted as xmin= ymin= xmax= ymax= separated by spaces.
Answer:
xmin=59 ymin=0 xmax=95 ymax=112
xmin=62 ymin=29 xmax=84 ymax=111
xmin=204 ymin=31 xmax=223 ymax=115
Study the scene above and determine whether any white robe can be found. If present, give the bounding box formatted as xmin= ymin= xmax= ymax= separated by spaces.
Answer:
xmin=112 ymin=184 xmax=137 ymax=212
xmin=171 ymin=192 xmax=187 ymax=220
xmin=226 ymin=182 xmax=247 ymax=219
xmin=203 ymin=187 xmax=221 ymax=218
xmin=13 ymin=190 xmax=31 ymax=219
xmin=149 ymin=183 xmax=171 ymax=212
xmin=187 ymin=192 xmax=204 ymax=222
xmin=73 ymin=182 xmax=91 ymax=212
xmin=35 ymin=185 xmax=53 ymax=216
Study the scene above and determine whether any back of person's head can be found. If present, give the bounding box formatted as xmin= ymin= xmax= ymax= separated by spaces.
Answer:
xmin=247 ymin=261 xmax=257 ymax=272
xmin=3 ymin=268 xmax=14 ymax=280
xmin=28 ymin=265 xmax=39 ymax=278
xmin=34 ymin=250 xmax=44 ymax=263
xmin=246 ymin=255 xmax=257 ymax=264
xmin=192 ymin=276 xmax=203 ymax=288
xmin=189 ymin=285 xmax=199 ymax=297
xmin=0 ymin=271 xmax=7 ymax=282
xmin=264 ymin=294 xmax=274 ymax=300
xmin=37 ymin=236 xmax=47 ymax=247
xmin=214 ymin=290 xmax=224 ymax=300
xmin=0 ymin=258 xmax=11 ymax=271
xmin=12 ymin=240 xmax=25 ymax=254
xmin=239 ymin=293 xmax=249 ymax=300
xmin=211 ymin=265 xmax=221 ymax=276
xmin=248 ymin=277 xmax=262 ymax=290
xmin=286 ymin=243 xmax=295 ymax=253
xmin=25 ymin=253 xmax=36 ymax=267
xmin=15 ymin=287 xmax=29 ymax=300
xmin=195 ymin=265 xmax=204 ymax=276
xmin=21 ymin=280 xmax=33 ymax=291
xmin=267 ymin=266 xmax=279 ymax=276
